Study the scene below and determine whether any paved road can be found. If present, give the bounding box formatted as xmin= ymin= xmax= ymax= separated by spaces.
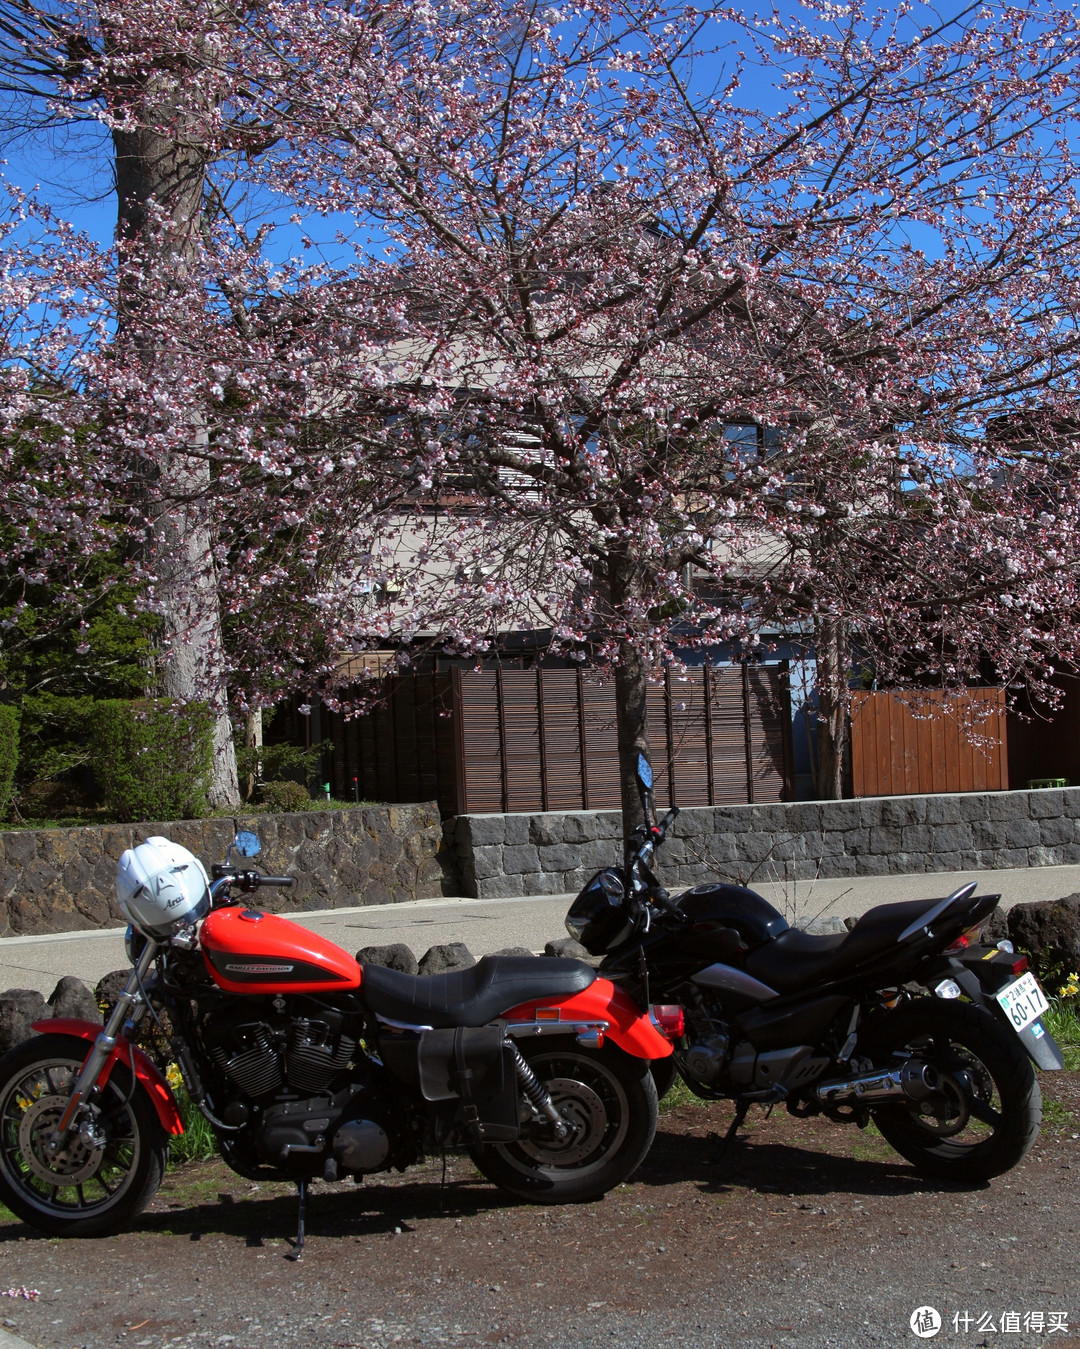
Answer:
xmin=3 ymin=863 xmax=1079 ymax=998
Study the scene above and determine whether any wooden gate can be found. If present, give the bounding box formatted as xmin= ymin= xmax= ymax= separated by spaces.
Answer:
xmin=850 ymin=688 xmax=1009 ymax=797
xmin=324 ymin=665 xmax=792 ymax=815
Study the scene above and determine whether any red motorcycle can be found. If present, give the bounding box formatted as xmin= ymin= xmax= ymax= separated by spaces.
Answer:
xmin=0 ymin=831 xmax=670 ymax=1253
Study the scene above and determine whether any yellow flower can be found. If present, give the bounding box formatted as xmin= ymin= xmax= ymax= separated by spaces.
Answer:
xmin=165 ymin=1063 xmax=183 ymax=1091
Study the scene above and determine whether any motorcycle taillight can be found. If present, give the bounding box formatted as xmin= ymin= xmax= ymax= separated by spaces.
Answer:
xmin=650 ymin=1004 xmax=685 ymax=1041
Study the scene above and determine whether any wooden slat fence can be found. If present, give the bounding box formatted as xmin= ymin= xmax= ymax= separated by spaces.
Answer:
xmin=850 ymin=688 xmax=1009 ymax=797
xmin=324 ymin=665 xmax=793 ymax=815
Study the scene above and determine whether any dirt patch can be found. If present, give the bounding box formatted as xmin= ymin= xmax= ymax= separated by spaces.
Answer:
xmin=1 ymin=1076 xmax=1078 ymax=1349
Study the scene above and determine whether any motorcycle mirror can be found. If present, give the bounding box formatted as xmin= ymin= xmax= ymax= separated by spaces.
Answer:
xmin=233 ymin=831 xmax=261 ymax=858
xmin=636 ymin=754 xmax=653 ymax=791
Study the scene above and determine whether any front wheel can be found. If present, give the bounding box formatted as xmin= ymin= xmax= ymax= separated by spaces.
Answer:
xmin=469 ymin=1041 xmax=657 ymax=1203
xmin=865 ymin=1000 xmax=1041 ymax=1183
xmin=0 ymin=1034 xmax=169 ymax=1237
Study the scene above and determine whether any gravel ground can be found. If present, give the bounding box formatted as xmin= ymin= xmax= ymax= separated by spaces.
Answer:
xmin=1 ymin=1075 xmax=1078 ymax=1349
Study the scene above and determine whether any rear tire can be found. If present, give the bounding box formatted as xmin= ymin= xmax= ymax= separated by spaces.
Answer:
xmin=865 ymin=1000 xmax=1040 ymax=1183
xmin=470 ymin=1041 xmax=657 ymax=1203
xmin=0 ymin=1034 xmax=169 ymax=1237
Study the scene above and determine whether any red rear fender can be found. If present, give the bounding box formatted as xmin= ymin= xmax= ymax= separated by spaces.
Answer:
xmin=501 ymin=979 xmax=672 ymax=1059
xmin=31 ymin=1018 xmax=184 ymax=1136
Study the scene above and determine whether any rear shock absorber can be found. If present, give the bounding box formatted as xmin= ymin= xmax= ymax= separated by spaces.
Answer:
xmin=508 ymin=1041 xmax=569 ymax=1140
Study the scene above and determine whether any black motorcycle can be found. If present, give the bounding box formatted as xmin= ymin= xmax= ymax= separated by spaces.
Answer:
xmin=565 ymin=755 xmax=1064 ymax=1181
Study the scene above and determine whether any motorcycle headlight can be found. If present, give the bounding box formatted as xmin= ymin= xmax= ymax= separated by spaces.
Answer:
xmin=124 ymin=923 xmax=148 ymax=965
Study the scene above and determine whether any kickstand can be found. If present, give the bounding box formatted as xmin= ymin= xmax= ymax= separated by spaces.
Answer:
xmin=708 ymin=1100 xmax=749 ymax=1166
xmin=286 ymin=1178 xmax=307 ymax=1261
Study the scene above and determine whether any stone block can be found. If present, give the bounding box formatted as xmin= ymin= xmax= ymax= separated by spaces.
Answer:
xmin=971 ymin=819 xmax=1003 ymax=850
xmin=1004 ymin=818 xmax=1041 ymax=850
xmin=869 ymin=826 xmax=902 ymax=855
xmin=1039 ymin=816 xmax=1077 ymax=847
xmin=901 ymin=825 xmax=932 ymax=853
xmin=782 ymin=803 xmax=823 ymax=834
xmin=592 ymin=812 xmax=623 ymax=841
xmin=1064 ymin=843 xmax=1080 ymax=865
xmin=523 ymin=872 xmax=565 ymax=896
xmin=880 ymin=798 xmax=914 ymax=827
xmin=500 ymin=843 xmax=540 ymax=875
xmin=471 ymin=847 xmax=504 ymax=881
xmin=576 ymin=839 xmax=621 ymax=870
xmin=529 ymin=815 xmax=564 ymax=847
xmin=853 ymin=854 xmax=891 ymax=876
xmin=842 ymin=828 xmax=870 ymax=857
xmin=996 ymin=848 xmax=1030 ymax=868
xmin=716 ymin=808 xmax=751 ymax=834
xmin=823 ymin=854 xmax=858 ymax=877
xmin=503 ymin=815 xmax=531 ymax=847
xmin=924 ymin=795 xmax=963 ymax=825
xmin=461 ymin=814 xmax=506 ymax=848
xmin=930 ymin=823 xmax=974 ymax=853
xmin=538 ymin=843 xmax=581 ymax=874
xmin=958 ymin=795 xmax=994 ymax=823
xmin=1062 ymin=789 xmax=1080 ymax=818
xmin=818 ymin=800 xmax=863 ymax=831
xmin=987 ymin=793 xmax=1024 ymax=822
xmin=928 ymin=852 xmax=961 ymax=873
xmin=477 ymin=873 xmax=525 ymax=899
xmin=1029 ymin=846 xmax=1065 ymax=868
xmin=562 ymin=815 xmax=598 ymax=844
xmin=1027 ymin=788 xmax=1065 ymax=819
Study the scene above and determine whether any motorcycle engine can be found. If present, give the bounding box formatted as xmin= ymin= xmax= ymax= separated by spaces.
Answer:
xmin=205 ymin=1000 xmax=358 ymax=1100
xmin=198 ymin=999 xmax=399 ymax=1177
xmin=681 ymin=1032 xmax=731 ymax=1086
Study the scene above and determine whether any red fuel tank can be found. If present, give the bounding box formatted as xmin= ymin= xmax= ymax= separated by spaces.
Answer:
xmin=201 ymin=908 xmax=363 ymax=996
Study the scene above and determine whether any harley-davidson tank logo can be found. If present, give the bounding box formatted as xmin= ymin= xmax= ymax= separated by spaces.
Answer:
xmin=225 ymin=962 xmax=294 ymax=974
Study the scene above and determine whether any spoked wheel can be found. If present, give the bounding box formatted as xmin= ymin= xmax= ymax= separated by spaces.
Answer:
xmin=866 ymin=1001 xmax=1041 ymax=1182
xmin=470 ymin=1042 xmax=657 ymax=1203
xmin=0 ymin=1034 xmax=168 ymax=1236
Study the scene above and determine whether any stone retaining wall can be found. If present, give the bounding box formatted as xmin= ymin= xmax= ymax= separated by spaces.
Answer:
xmin=0 ymin=804 xmax=451 ymax=936
xmin=451 ymin=786 xmax=1080 ymax=899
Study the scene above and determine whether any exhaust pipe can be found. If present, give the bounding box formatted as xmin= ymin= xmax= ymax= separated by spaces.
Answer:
xmin=816 ymin=1059 xmax=939 ymax=1107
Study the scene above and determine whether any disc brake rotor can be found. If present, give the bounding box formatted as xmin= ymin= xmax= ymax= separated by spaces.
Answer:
xmin=17 ymin=1094 xmax=105 ymax=1185
xmin=518 ymin=1076 xmax=608 ymax=1166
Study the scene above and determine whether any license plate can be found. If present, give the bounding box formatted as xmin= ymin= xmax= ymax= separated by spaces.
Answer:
xmin=996 ymin=971 xmax=1049 ymax=1034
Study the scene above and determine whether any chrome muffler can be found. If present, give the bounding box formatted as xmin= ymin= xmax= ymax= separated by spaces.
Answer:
xmin=816 ymin=1059 xmax=939 ymax=1107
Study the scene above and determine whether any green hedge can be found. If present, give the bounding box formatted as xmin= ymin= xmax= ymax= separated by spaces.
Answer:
xmin=0 ymin=703 xmax=18 ymax=816
xmin=90 ymin=699 xmax=213 ymax=823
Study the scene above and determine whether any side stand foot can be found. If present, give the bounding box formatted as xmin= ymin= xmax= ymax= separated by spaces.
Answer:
xmin=708 ymin=1101 xmax=749 ymax=1166
xmin=286 ymin=1178 xmax=308 ymax=1261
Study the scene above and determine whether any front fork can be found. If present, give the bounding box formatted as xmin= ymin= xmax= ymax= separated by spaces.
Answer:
xmin=46 ymin=938 xmax=160 ymax=1154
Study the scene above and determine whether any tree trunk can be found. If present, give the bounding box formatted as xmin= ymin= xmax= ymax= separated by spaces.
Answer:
xmin=242 ymin=707 xmax=263 ymax=801
xmin=614 ymin=639 xmax=651 ymax=845
xmin=111 ymin=64 xmax=240 ymax=810
xmin=608 ymin=550 xmax=653 ymax=850
xmin=815 ymin=617 xmax=849 ymax=800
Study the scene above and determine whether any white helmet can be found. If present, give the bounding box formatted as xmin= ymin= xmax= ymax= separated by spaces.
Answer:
xmin=116 ymin=837 xmax=211 ymax=938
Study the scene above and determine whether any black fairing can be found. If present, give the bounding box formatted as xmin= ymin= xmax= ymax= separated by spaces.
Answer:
xmin=677 ymin=884 xmax=789 ymax=952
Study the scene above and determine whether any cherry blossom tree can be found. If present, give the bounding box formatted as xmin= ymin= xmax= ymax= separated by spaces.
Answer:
xmin=5 ymin=0 xmax=1080 ymax=826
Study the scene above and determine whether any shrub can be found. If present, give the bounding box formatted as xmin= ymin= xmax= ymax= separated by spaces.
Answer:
xmin=0 ymin=703 xmax=18 ymax=816
xmin=236 ymin=737 xmax=329 ymax=800
xmin=91 ymin=699 xmax=214 ymax=822
xmin=258 ymin=779 xmax=313 ymax=813
xmin=15 ymin=694 xmax=96 ymax=814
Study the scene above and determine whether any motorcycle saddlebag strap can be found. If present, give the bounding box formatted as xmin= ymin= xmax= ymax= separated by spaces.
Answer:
xmin=417 ymin=1025 xmax=519 ymax=1144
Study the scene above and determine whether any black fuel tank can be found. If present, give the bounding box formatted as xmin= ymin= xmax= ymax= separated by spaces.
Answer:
xmin=677 ymin=884 xmax=789 ymax=953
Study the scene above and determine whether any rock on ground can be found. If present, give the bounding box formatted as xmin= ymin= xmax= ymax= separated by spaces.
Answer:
xmin=47 ymin=975 xmax=102 ymax=1024
xmin=356 ymin=943 xmax=419 ymax=975
xmin=417 ymin=942 xmax=475 ymax=975
xmin=1007 ymin=893 xmax=1080 ymax=972
xmin=0 ymin=988 xmax=50 ymax=1053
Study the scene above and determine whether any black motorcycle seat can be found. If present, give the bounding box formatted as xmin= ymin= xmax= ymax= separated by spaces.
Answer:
xmin=360 ymin=954 xmax=597 ymax=1028
xmin=742 ymin=898 xmax=959 ymax=994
